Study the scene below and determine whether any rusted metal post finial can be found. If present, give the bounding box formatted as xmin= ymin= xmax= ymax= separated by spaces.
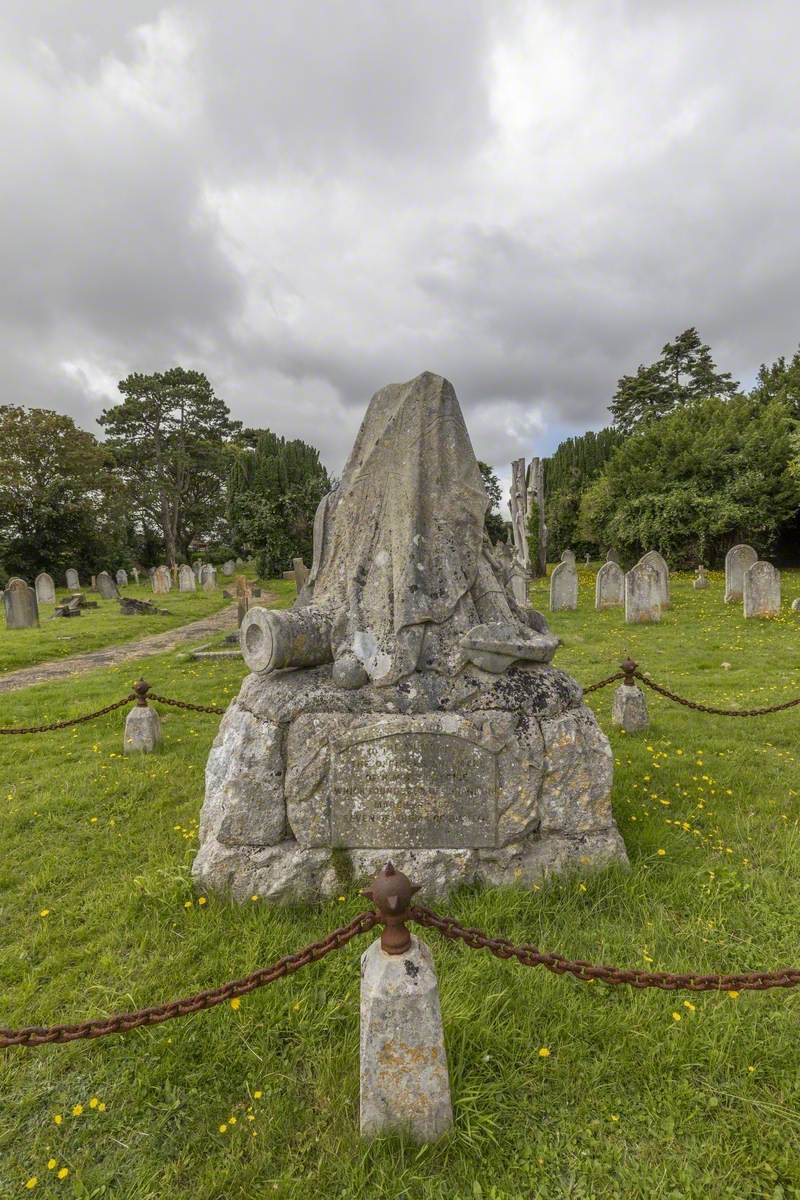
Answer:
xmin=361 ymin=862 xmax=421 ymax=955
xmin=621 ymin=658 xmax=638 ymax=687
xmin=132 ymin=679 xmax=151 ymax=707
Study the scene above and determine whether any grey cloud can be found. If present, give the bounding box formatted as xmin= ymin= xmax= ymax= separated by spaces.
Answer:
xmin=1 ymin=0 xmax=799 ymax=480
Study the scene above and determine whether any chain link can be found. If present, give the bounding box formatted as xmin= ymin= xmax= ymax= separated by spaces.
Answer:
xmin=632 ymin=670 xmax=800 ymax=717
xmin=148 ymin=693 xmax=226 ymax=715
xmin=0 ymin=695 xmax=135 ymax=735
xmin=582 ymin=671 xmax=625 ymax=696
xmin=412 ymin=907 xmax=800 ymax=992
xmin=0 ymin=910 xmax=377 ymax=1047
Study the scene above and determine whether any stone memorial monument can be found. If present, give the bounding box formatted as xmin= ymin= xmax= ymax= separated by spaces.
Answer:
xmin=193 ymin=372 xmax=627 ymax=901
xmin=179 ymin=564 xmax=196 ymax=592
xmin=200 ymin=564 xmax=216 ymax=591
xmin=625 ymin=562 xmax=661 ymax=623
xmin=35 ymin=572 xmax=56 ymax=604
xmin=222 ymin=560 xmax=236 ymax=576
xmin=96 ymin=571 xmax=119 ymax=599
xmin=527 ymin=456 xmax=547 ymax=577
xmin=743 ymin=561 xmax=780 ymax=618
xmin=595 ymin=559 xmax=624 ymax=610
xmin=66 ymin=567 xmax=80 ymax=589
xmin=636 ymin=551 xmax=669 ymax=608
xmin=724 ymin=544 xmax=757 ymax=604
xmin=3 ymin=582 xmax=39 ymax=628
xmin=693 ymin=565 xmax=709 ymax=590
xmin=549 ymin=553 xmax=578 ymax=611
xmin=152 ymin=565 xmax=171 ymax=594
xmin=116 ymin=569 xmax=128 ymax=587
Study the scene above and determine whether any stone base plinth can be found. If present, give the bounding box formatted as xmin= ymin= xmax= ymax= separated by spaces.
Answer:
xmin=192 ymin=663 xmax=628 ymax=901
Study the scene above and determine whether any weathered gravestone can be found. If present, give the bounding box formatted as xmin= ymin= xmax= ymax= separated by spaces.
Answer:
xmin=96 ymin=571 xmax=118 ymax=599
xmin=65 ymin=568 xmax=80 ymax=589
xmin=132 ymin=567 xmax=140 ymax=585
xmin=725 ymin=544 xmax=757 ymax=604
xmin=6 ymin=577 xmax=27 ymax=589
xmin=200 ymin=564 xmax=216 ymax=591
xmin=693 ymin=565 xmax=709 ymax=590
xmin=595 ymin=560 xmax=624 ymax=610
xmin=3 ymin=583 xmax=39 ymax=628
xmin=178 ymin=564 xmax=196 ymax=592
xmin=116 ymin=569 xmax=128 ymax=587
xmin=193 ymin=371 xmax=627 ymax=902
xmin=743 ymin=561 xmax=780 ymax=618
xmin=222 ymin=560 xmax=235 ymax=576
xmin=293 ymin=558 xmax=309 ymax=592
xmin=549 ymin=556 xmax=578 ymax=611
xmin=560 ymin=549 xmax=576 ymax=567
xmin=625 ymin=562 xmax=661 ymax=623
xmin=152 ymin=566 xmax=171 ymax=594
xmin=35 ymin=572 xmax=56 ymax=604
xmin=193 ymin=560 xmax=203 ymax=580
xmin=636 ymin=551 xmax=669 ymax=608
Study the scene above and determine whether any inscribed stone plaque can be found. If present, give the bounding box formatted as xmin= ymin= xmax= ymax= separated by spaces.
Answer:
xmin=330 ymin=717 xmax=496 ymax=848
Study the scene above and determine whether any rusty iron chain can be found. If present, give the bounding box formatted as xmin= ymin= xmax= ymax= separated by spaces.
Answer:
xmin=148 ymin=693 xmax=226 ymax=716
xmin=0 ymin=694 xmax=135 ymax=735
xmin=581 ymin=671 xmax=625 ymax=695
xmin=0 ymin=910 xmax=377 ymax=1047
xmin=412 ymin=907 xmax=800 ymax=992
xmin=631 ymin=670 xmax=800 ymax=717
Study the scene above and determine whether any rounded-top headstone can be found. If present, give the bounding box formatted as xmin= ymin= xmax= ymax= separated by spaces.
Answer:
xmin=96 ymin=571 xmax=119 ymax=599
xmin=595 ymin=560 xmax=624 ymax=610
xmin=725 ymin=544 xmax=757 ymax=604
xmin=636 ymin=550 xmax=669 ymax=608
xmin=3 ymin=583 xmax=39 ymax=628
xmin=116 ymin=568 xmax=128 ymax=587
xmin=65 ymin=567 xmax=80 ymax=589
xmin=35 ymin=572 xmax=56 ymax=604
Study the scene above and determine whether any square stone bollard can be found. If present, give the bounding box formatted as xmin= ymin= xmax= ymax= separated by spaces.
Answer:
xmin=360 ymin=934 xmax=453 ymax=1141
xmin=359 ymin=863 xmax=453 ymax=1142
xmin=612 ymin=683 xmax=649 ymax=733
xmin=123 ymin=680 xmax=162 ymax=753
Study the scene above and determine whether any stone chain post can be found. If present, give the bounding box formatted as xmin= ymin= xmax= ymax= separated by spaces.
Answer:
xmin=611 ymin=657 xmax=649 ymax=733
xmin=359 ymin=863 xmax=453 ymax=1142
xmin=123 ymin=678 xmax=162 ymax=754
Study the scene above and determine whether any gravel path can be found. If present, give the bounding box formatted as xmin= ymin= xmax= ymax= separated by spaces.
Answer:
xmin=0 ymin=604 xmax=243 ymax=694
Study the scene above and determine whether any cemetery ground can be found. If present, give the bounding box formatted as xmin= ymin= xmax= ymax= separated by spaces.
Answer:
xmin=1 ymin=568 xmax=799 ymax=1199
xmin=0 ymin=582 xmax=236 ymax=676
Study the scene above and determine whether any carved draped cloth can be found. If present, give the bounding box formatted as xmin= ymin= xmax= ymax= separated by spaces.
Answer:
xmin=304 ymin=372 xmax=519 ymax=684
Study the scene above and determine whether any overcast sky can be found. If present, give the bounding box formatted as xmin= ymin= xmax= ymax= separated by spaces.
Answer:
xmin=2 ymin=1 xmax=799 ymax=502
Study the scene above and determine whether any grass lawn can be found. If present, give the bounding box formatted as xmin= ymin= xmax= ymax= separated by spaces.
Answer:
xmin=0 ymin=581 xmax=243 ymax=676
xmin=0 ymin=567 xmax=799 ymax=1198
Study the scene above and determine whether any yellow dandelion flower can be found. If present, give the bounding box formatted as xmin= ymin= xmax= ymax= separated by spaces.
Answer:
xmin=39 ymin=909 xmax=50 ymax=918
xmin=610 ymin=1113 xmax=620 ymax=1122
xmin=253 ymin=1090 xmax=262 ymax=1099
xmin=57 ymin=1168 xmax=69 ymax=1180
xmin=671 ymin=1012 xmax=681 ymax=1021
xmin=250 ymin=895 xmax=259 ymax=902
xmin=89 ymin=1098 xmax=98 ymax=1109
xmin=71 ymin=1104 xmax=83 ymax=1116
xmin=683 ymin=1001 xmax=695 ymax=1011
xmin=183 ymin=900 xmax=192 ymax=909
xmin=98 ymin=1103 xmax=106 ymax=1112
xmin=25 ymin=1178 xmax=38 ymax=1190
xmin=47 ymin=1160 xmax=57 ymax=1170
xmin=229 ymin=1116 xmax=237 ymax=1124
xmin=230 ymin=997 xmax=241 ymax=1010
xmin=657 ymin=849 xmax=666 ymax=856
xmin=198 ymin=896 xmax=207 ymax=906
xmin=53 ymin=1114 xmax=63 ymax=1125
xmin=538 ymin=1046 xmax=550 ymax=1057
xmin=337 ymin=895 xmax=346 ymax=902
xmin=727 ymin=990 xmax=740 ymax=999
xmin=219 ymin=1124 xmax=228 ymax=1134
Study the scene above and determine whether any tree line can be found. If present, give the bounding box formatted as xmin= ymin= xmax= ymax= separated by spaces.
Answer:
xmin=0 ymin=368 xmax=329 ymax=584
xmin=542 ymin=329 xmax=800 ymax=567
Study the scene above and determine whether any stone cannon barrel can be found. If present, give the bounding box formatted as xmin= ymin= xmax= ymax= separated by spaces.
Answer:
xmin=240 ymin=606 xmax=333 ymax=674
